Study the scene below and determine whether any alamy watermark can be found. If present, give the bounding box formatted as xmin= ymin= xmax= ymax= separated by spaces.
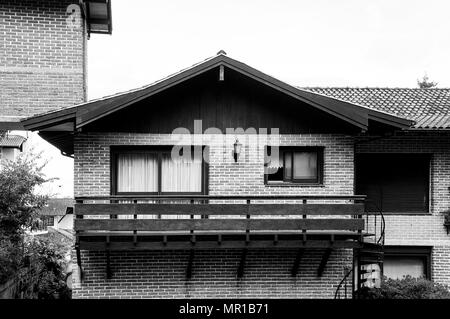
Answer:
xmin=169 ymin=119 xmax=280 ymax=165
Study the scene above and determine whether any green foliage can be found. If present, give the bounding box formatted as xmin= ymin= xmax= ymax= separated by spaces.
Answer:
xmin=0 ymin=239 xmax=22 ymax=284
xmin=0 ymin=152 xmax=48 ymax=240
xmin=359 ymin=276 xmax=450 ymax=299
xmin=0 ymin=152 xmax=49 ymax=286
xmin=20 ymin=236 xmax=71 ymax=299
xmin=417 ymin=74 xmax=438 ymax=89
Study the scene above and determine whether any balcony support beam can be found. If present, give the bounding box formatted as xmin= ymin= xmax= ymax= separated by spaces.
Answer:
xmin=75 ymin=240 xmax=84 ymax=282
xmin=106 ymin=236 xmax=112 ymax=279
xmin=291 ymin=248 xmax=304 ymax=277
xmin=317 ymin=248 xmax=332 ymax=277
xmin=237 ymin=248 xmax=247 ymax=278
xmin=186 ymin=249 xmax=195 ymax=279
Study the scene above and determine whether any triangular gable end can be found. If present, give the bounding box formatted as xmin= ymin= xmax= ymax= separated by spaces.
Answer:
xmin=73 ymin=53 xmax=412 ymax=131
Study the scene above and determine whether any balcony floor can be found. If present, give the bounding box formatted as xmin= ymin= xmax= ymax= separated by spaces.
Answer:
xmin=77 ymin=231 xmax=373 ymax=250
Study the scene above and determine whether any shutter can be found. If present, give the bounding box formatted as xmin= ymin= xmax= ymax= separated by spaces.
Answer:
xmin=355 ymin=154 xmax=430 ymax=213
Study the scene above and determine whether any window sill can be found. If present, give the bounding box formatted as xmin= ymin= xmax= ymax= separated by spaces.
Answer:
xmin=377 ymin=212 xmax=431 ymax=216
xmin=264 ymin=182 xmax=325 ymax=188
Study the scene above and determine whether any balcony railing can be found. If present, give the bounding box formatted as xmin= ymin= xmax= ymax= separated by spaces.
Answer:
xmin=74 ymin=195 xmax=382 ymax=251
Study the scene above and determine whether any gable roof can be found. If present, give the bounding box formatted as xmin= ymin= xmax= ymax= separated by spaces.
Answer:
xmin=0 ymin=134 xmax=26 ymax=148
xmin=38 ymin=198 xmax=74 ymax=216
xmin=22 ymin=53 xmax=412 ymax=134
xmin=303 ymin=87 xmax=450 ymax=129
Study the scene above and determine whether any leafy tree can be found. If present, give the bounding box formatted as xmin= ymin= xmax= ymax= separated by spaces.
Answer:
xmin=417 ymin=74 xmax=438 ymax=88
xmin=359 ymin=276 xmax=450 ymax=299
xmin=0 ymin=152 xmax=48 ymax=284
xmin=20 ymin=236 xmax=71 ymax=299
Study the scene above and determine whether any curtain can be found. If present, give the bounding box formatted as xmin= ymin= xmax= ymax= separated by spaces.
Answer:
xmin=161 ymin=152 xmax=202 ymax=220
xmin=117 ymin=153 xmax=158 ymax=220
xmin=161 ymin=153 xmax=202 ymax=192
xmin=116 ymin=151 xmax=203 ymax=222
xmin=117 ymin=153 xmax=158 ymax=192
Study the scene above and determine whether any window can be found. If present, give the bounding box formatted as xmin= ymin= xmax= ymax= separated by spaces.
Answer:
xmin=264 ymin=147 xmax=323 ymax=184
xmin=112 ymin=146 xmax=206 ymax=195
xmin=355 ymin=154 xmax=430 ymax=213
xmin=383 ymin=246 xmax=431 ymax=279
xmin=35 ymin=216 xmax=54 ymax=231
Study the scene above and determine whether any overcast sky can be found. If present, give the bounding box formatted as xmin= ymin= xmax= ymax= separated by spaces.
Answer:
xmin=86 ymin=0 xmax=450 ymax=100
xmin=41 ymin=0 xmax=450 ymax=198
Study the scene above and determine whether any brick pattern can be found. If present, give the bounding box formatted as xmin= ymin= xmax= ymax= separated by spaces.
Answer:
xmin=74 ymin=133 xmax=355 ymax=197
xmin=432 ymin=246 xmax=450 ymax=286
xmin=73 ymin=130 xmax=450 ymax=297
xmin=72 ymin=249 xmax=353 ymax=299
xmin=73 ymin=132 xmax=355 ymax=298
xmin=0 ymin=0 xmax=86 ymax=118
xmin=356 ymin=131 xmax=450 ymax=287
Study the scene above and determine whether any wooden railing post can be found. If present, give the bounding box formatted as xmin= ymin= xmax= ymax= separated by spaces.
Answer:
xmin=133 ymin=199 xmax=137 ymax=246
xmin=302 ymin=199 xmax=307 ymax=245
xmin=190 ymin=199 xmax=195 ymax=245
xmin=75 ymin=199 xmax=84 ymax=282
xmin=246 ymin=199 xmax=250 ymax=245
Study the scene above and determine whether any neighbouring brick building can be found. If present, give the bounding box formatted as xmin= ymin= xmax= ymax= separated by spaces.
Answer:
xmin=22 ymin=52 xmax=450 ymax=298
xmin=0 ymin=0 xmax=112 ymax=198
xmin=0 ymin=0 xmax=111 ymax=128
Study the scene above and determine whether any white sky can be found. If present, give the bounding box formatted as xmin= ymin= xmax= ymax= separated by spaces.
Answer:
xmin=87 ymin=0 xmax=450 ymax=100
xmin=38 ymin=0 xmax=450 ymax=198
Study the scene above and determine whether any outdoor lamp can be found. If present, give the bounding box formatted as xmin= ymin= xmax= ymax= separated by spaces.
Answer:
xmin=233 ymin=139 xmax=242 ymax=162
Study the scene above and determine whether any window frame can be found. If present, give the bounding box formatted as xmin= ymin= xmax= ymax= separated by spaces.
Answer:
xmin=110 ymin=146 xmax=209 ymax=196
xmin=264 ymin=146 xmax=324 ymax=185
xmin=355 ymin=153 xmax=431 ymax=215
xmin=383 ymin=246 xmax=432 ymax=280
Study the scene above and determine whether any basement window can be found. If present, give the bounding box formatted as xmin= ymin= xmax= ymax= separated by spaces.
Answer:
xmin=264 ymin=147 xmax=324 ymax=185
xmin=383 ymin=246 xmax=431 ymax=280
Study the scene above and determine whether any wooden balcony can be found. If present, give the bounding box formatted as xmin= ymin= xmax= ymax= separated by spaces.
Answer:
xmin=74 ymin=195 xmax=380 ymax=251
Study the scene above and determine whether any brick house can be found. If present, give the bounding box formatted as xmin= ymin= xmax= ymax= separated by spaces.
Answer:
xmin=21 ymin=51 xmax=450 ymax=298
xmin=0 ymin=0 xmax=112 ymax=198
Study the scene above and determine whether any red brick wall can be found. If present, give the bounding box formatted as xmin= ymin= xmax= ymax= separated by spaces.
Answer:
xmin=72 ymin=249 xmax=353 ymax=299
xmin=0 ymin=0 xmax=86 ymax=119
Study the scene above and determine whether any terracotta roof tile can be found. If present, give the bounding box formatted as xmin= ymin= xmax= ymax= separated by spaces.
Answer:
xmin=301 ymin=87 xmax=450 ymax=129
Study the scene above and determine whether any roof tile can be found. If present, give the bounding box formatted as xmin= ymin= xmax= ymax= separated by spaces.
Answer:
xmin=302 ymin=87 xmax=450 ymax=129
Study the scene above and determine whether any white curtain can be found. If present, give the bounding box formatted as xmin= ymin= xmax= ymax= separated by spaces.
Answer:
xmin=161 ymin=152 xmax=202 ymax=220
xmin=161 ymin=153 xmax=202 ymax=192
xmin=266 ymin=151 xmax=283 ymax=175
xmin=117 ymin=153 xmax=158 ymax=192
xmin=117 ymin=151 xmax=202 ymax=222
xmin=117 ymin=153 xmax=158 ymax=220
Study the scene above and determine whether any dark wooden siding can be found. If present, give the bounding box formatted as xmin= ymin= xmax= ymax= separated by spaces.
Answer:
xmin=83 ymin=67 xmax=359 ymax=134
xmin=355 ymin=154 xmax=430 ymax=213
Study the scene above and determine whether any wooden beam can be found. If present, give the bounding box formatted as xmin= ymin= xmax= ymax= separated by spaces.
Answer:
xmin=291 ymin=249 xmax=304 ymax=277
xmin=237 ymin=249 xmax=247 ymax=278
xmin=74 ymin=203 xmax=365 ymax=216
xmin=78 ymin=239 xmax=361 ymax=251
xmin=106 ymin=250 xmax=112 ymax=279
xmin=75 ymin=241 xmax=84 ymax=282
xmin=219 ymin=65 xmax=225 ymax=81
xmin=75 ymin=218 xmax=365 ymax=232
xmin=317 ymin=248 xmax=332 ymax=277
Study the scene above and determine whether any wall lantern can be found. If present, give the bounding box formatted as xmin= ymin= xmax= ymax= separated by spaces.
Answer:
xmin=233 ymin=139 xmax=242 ymax=162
